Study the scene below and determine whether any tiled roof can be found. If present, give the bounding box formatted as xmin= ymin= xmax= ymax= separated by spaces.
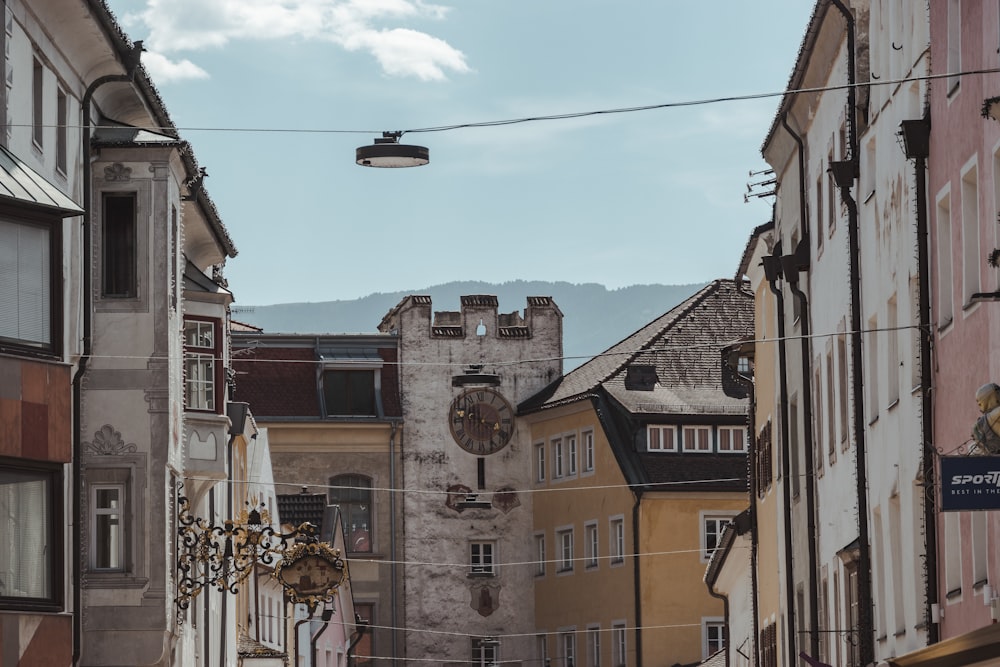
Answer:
xmin=233 ymin=347 xmax=320 ymax=417
xmin=521 ymin=279 xmax=753 ymax=413
xmin=231 ymin=337 xmax=402 ymax=419
xmin=523 ymin=279 xmax=753 ymax=493
xmin=277 ymin=492 xmax=328 ymax=530
xmin=237 ymin=635 xmax=286 ymax=658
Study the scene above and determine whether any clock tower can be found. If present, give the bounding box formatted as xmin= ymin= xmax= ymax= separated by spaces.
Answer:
xmin=379 ymin=295 xmax=563 ymax=666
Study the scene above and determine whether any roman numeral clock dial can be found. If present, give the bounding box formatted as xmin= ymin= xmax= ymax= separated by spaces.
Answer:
xmin=448 ymin=388 xmax=515 ymax=455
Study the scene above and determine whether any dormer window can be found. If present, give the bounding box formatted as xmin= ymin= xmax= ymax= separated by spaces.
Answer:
xmin=624 ymin=365 xmax=658 ymax=391
xmin=319 ymin=349 xmax=383 ymax=418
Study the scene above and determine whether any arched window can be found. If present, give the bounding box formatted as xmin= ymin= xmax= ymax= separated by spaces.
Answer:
xmin=329 ymin=474 xmax=372 ymax=553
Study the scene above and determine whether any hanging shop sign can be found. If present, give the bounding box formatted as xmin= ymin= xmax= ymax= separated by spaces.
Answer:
xmin=939 ymin=455 xmax=1000 ymax=511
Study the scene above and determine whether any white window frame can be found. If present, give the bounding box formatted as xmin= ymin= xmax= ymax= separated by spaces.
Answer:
xmin=536 ymin=443 xmax=546 ymax=483
xmin=647 ymin=425 xmax=677 ymax=452
xmin=91 ymin=483 xmax=125 ymax=571
xmin=470 ymin=541 xmax=496 ymax=576
xmin=717 ymin=426 xmax=746 ymax=453
xmin=612 ymin=623 xmax=627 ymax=667
xmin=0 ymin=217 xmax=54 ymax=351
xmin=553 ymin=437 xmax=564 ymax=479
xmin=682 ymin=426 xmax=712 ymax=453
xmin=560 ymin=629 xmax=577 ymax=667
xmin=701 ymin=513 xmax=735 ymax=562
xmin=587 ymin=625 xmax=601 ymax=667
xmin=472 ymin=637 xmax=499 ymax=667
xmin=567 ymin=434 xmax=578 ymax=476
xmin=584 ymin=521 xmax=599 ymax=569
xmin=535 ymin=532 xmax=546 ymax=576
xmin=184 ymin=318 xmax=217 ymax=412
xmin=609 ymin=515 xmax=625 ymax=566
xmin=702 ymin=617 xmax=726 ymax=659
xmin=557 ymin=527 xmax=574 ymax=573
xmin=582 ymin=430 xmax=595 ymax=473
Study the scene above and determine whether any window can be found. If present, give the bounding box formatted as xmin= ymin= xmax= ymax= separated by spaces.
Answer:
xmin=535 ymin=443 xmax=546 ymax=483
xmin=936 ymin=192 xmax=954 ymax=326
xmin=553 ymin=438 xmax=564 ymax=478
xmin=92 ymin=484 xmax=124 ymax=571
xmin=536 ymin=635 xmax=548 ymax=667
xmin=612 ymin=623 xmax=627 ymax=667
xmin=962 ymin=165 xmax=981 ymax=305
xmin=583 ymin=430 xmax=595 ymax=473
xmin=567 ymin=435 xmax=578 ymax=476
xmin=717 ymin=427 xmax=746 ymax=453
xmin=535 ymin=533 xmax=546 ymax=576
xmin=867 ymin=315 xmax=879 ymax=419
xmin=354 ymin=602 xmax=374 ymax=667
xmin=101 ymin=193 xmax=137 ymax=298
xmin=557 ymin=528 xmax=574 ymax=573
xmin=846 ymin=564 xmax=861 ymax=667
xmin=760 ymin=622 xmax=778 ymax=667
xmin=184 ymin=317 xmax=221 ymax=412
xmin=585 ymin=522 xmax=599 ymax=569
xmin=947 ymin=0 xmax=961 ymax=94
xmin=322 ymin=369 xmax=377 ymax=416
xmin=682 ymin=426 xmax=711 ymax=452
xmin=470 ymin=541 xmax=496 ymax=576
xmin=837 ymin=330 xmax=849 ymax=447
xmin=56 ymin=88 xmax=67 ymax=174
xmin=329 ymin=475 xmax=372 ymax=553
xmin=887 ymin=295 xmax=899 ymax=405
xmin=587 ymin=626 xmax=601 ymax=667
xmin=32 ymin=58 xmax=42 ymax=147
xmin=0 ymin=459 xmax=61 ymax=609
xmin=610 ymin=517 xmax=624 ymax=565
xmin=756 ymin=421 xmax=773 ymax=496
xmin=0 ymin=217 xmax=55 ymax=351
xmin=703 ymin=618 xmax=725 ymax=658
xmin=472 ymin=637 xmax=499 ymax=667
xmin=561 ymin=631 xmax=576 ymax=667
xmin=647 ymin=425 xmax=676 ymax=452
xmin=702 ymin=515 xmax=732 ymax=561
xmin=826 ymin=348 xmax=836 ymax=457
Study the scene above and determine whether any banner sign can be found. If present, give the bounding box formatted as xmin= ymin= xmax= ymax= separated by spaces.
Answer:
xmin=939 ymin=455 xmax=1000 ymax=511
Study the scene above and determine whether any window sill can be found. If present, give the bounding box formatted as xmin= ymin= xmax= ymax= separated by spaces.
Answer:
xmin=84 ymin=574 xmax=149 ymax=589
xmin=946 ymin=587 xmax=962 ymax=601
xmin=467 ymin=572 xmax=496 ymax=579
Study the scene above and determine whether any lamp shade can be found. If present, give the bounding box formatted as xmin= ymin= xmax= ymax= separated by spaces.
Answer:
xmin=356 ymin=135 xmax=429 ymax=167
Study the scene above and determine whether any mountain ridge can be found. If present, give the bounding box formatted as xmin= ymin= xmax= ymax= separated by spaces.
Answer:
xmin=232 ymin=280 xmax=709 ymax=370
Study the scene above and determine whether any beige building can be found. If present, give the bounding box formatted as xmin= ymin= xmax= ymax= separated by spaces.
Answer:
xmin=520 ymin=280 xmax=753 ymax=667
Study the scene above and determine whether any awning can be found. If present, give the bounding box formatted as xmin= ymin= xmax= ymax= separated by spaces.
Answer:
xmin=0 ymin=145 xmax=82 ymax=216
xmin=885 ymin=623 xmax=1000 ymax=667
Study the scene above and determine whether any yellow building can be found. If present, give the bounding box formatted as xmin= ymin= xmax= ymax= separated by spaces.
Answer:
xmin=521 ymin=280 xmax=753 ymax=667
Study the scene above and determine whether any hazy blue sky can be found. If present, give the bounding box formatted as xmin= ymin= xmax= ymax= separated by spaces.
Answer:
xmin=106 ymin=1 xmax=815 ymax=305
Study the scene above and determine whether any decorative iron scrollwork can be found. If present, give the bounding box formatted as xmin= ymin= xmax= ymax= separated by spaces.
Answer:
xmin=176 ymin=487 xmax=344 ymax=614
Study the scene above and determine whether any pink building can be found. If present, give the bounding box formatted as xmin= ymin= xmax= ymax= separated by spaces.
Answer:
xmin=911 ymin=0 xmax=1000 ymax=662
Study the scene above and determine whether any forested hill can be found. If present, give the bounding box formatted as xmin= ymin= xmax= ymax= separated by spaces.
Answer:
xmin=232 ymin=280 xmax=708 ymax=370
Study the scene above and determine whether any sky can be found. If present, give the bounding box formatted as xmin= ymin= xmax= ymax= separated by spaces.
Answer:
xmin=105 ymin=0 xmax=816 ymax=306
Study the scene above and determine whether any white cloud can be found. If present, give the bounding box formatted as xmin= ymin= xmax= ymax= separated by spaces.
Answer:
xmin=132 ymin=0 xmax=468 ymax=81
xmin=140 ymin=51 xmax=210 ymax=83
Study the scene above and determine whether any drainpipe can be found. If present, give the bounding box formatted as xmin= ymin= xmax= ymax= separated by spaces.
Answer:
xmin=763 ymin=248 xmax=797 ymax=664
xmin=631 ymin=493 xmax=644 ymax=667
xmin=311 ymin=606 xmax=335 ymax=667
xmin=389 ymin=419 xmax=400 ymax=664
xmin=346 ymin=614 xmax=370 ymax=667
xmin=782 ymin=257 xmax=820 ymax=661
xmin=780 ymin=114 xmax=820 ymax=660
xmin=72 ymin=44 xmax=143 ymax=667
xmin=726 ymin=341 xmax=759 ymax=666
xmin=900 ymin=116 xmax=938 ymax=644
xmin=829 ymin=2 xmax=875 ymax=663
xmin=707 ymin=584 xmax=731 ymax=666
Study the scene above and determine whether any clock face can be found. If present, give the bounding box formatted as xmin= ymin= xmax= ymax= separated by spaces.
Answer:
xmin=448 ymin=388 xmax=515 ymax=455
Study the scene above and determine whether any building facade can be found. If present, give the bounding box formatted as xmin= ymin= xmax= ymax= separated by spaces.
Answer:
xmin=521 ymin=279 xmax=753 ymax=667
xmin=232 ymin=331 xmax=404 ymax=667
xmin=378 ymin=295 xmax=563 ymax=667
